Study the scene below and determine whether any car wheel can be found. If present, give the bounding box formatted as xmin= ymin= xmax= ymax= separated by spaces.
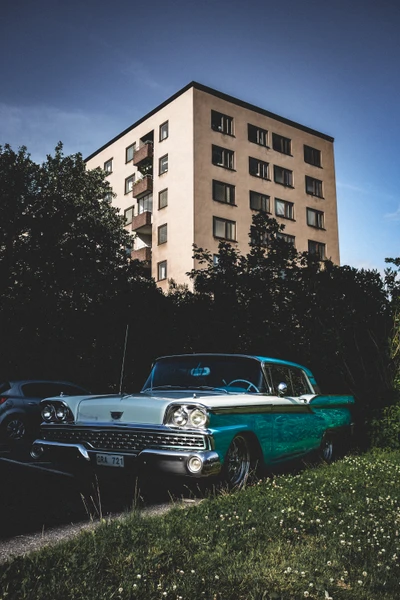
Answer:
xmin=223 ymin=435 xmax=252 ymax=489
xmin=319 ymin=435 xmax=335 ymax=463
xmin=3 ymin=417 xmax=27 ymax=441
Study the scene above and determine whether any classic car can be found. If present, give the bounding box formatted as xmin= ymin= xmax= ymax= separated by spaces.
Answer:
xmin=31 ymin=354 xmax=355 ymax=487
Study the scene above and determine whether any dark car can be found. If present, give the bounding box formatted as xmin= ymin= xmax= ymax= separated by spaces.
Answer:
xmin=0 ymin=380 xmax=90 ymax=442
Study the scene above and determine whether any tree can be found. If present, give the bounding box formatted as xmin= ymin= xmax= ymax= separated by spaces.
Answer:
xmin=0 ymin=143 xmax=165 ymax=388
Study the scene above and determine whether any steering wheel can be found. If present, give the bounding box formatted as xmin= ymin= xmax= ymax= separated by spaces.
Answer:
xmin=226 ymin=379 xmax=260 ymax=393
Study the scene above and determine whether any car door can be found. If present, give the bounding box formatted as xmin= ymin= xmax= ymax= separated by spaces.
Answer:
xmin=267 ymin=365 xmax=321 ymax=461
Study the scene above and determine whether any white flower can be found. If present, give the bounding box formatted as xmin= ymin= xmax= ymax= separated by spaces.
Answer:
xmin=304 ymin=592 xmax=310 ymax=598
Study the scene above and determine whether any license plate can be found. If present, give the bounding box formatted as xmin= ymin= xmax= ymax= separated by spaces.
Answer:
xmin=96 ymin=453 xmax=124 ymax=468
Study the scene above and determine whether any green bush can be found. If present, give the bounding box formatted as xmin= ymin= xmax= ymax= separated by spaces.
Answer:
xmin=370 ymin=402 xmax=400 ymax=449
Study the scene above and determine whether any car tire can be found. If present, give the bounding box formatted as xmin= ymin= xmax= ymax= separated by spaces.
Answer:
xmin=3 ymin=416 xmax=27 ymax=441
xmin=222 ymin=434 xmax=254 ymax=489
xmin=318 ymin=434 xmax=335 ymax=464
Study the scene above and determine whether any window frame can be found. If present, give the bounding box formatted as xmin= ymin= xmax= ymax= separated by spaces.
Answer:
xmin=212 ymin=179 xmax=236 ymax=205
xmin=104 ymin=158 xmax=113 ymax=174
xmin=211 ymin=110 xmax=234 ymax=136
xmin=304 ymin=145 xmax=322 ymax=167
xmin=125 ymin=143 xmax=136 ymax=163
xmin=124 ymin=174 xmax=135 ymax=195
xmin=249 ymin=156 xmax=270 ymax=180
xmin=274 ymin=165 xmax=293 ymax=187
xmin=158 ymin=188 xmax=168 ymax=210
xmin=249 ymin=190 xmax=271 ymax=212
xmin=275 ymin=198 xmax=294 ymax=220
xmin=157 ymin=223 xmax=168 ymax=245
xmin=159 ymin=154 xmax=168 ymax=175
xmin=272 ymin=133 xmax=292 ymax=155
xmin=157 ymin=260 xmax=167 ymax=281
xmin=213 ymin=216 xmax=237 ymax=241
xmin=248 ymin=123 xmax=268 ymax=147
xmin=277 ymin=232 xmax=296 ymax=246
xmin=305 ymin=176 xmax=323 ymax=198
xmin=212 ymin=145 xmax=234 ymax=170
xmin=159 ymin=121 xmax=169 ymax=142
xmin=308 ymin=240 xmax=326 ymax=260
xmin=124 ymin=205 xmax=134 ymax=225
xmin=307 ymin=207 xmax=325 ymax=229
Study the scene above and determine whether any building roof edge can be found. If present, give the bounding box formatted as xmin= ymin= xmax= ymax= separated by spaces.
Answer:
xmin=84 ymin=81 xmax=334 ymax=162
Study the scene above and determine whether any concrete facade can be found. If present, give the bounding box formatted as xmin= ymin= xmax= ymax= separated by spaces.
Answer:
xmin=85 ymin=82 xmax=340 ymax=291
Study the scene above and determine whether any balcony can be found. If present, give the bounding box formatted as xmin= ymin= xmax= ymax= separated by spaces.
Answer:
xmin=132 ymin=175 xmax=153 ymax=198
xmin=133 ymin=142 xmax=153 ymax=167
xmin=131 ymin=246 xmax=151 ymax=262
xmin=131 ymin=210 xmax=152 ymax=234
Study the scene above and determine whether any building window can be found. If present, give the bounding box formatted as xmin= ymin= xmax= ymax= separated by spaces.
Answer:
xmin=159 ymin=121 xmax=169 ymax=141
xmin=248 ymin=124 xmax=268 ymax=147
xmin=124 ymin=206 xmax=134 ymax=225
xmin=249 ymin=157 xmax=269 ymax=180
xmin=213 ymin=216 xmax=236 ymax=241
xmin=250 ymin=228 xmax=270 ymax=247
xmin=158 ymin=223 xmax=168 ymax=245
xmin=211 ymin=110 xmax=234 ymax=135
xmin=159 ymin=154 xmax=168 ymax=175
xmin=159 ymin=188 xmax=168 ymax=209
xmin=277 ymin=233 xmax=296 ymax=246
xmin=275 ymin=198 xmax=294 ymax=220
xmin=125 ymin=143 xmax=136 ymax=163
xmin=213 ymin=254 xmax=219 ymax=266
xmin=249 ymin=190 xmax=270 ymax=212
xmin=104 ymin=192 xmax=113 ymax=203
xmin=157 ymin=260 xmax=167 ymax=281
xmin=308 ymin=240 xmax=326 ymax=260
xmin=104 ymin=159 xmax=113 ymax=174
xmin=212 ymin=180 xmax=235 ymax=205
xmin=272 ymin=133 xmax=292 ymax=155
xmin=212 ymin=145 xmax=234 ymax=170
xmin=138 ymin=193 xmax=153 ymax=214
xmin=305 ymin=176 xmax=323 ymax=198
xmin=307 ymin=208 xmax=325 ymax=229
xmin=304 ymin=145 xmax=321 ymax=167
xmin=274 ymin=165 xmax=293 ymax=187
xmin=125 ymin=174 xmax=135 ymax=194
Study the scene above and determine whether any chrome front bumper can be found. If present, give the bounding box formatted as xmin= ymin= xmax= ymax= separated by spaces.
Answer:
xmin=31 ymin=439 xmax=222 ymax=478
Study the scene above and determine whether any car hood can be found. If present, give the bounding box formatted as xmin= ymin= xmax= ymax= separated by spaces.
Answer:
xmin=56 ymin=390 xmax=286 ymax=425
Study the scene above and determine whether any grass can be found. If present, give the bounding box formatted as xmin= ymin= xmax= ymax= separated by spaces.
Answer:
xmin=1 ymin=450 xmax=399 ymax=600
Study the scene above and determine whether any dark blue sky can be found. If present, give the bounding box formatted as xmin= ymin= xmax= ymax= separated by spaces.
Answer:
xmin=1 ymin=0 xmax=400 ymax=272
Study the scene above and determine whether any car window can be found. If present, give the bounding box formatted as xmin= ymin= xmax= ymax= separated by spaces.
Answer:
xmin=0 ymin=382 xmax=11 ymax=394
xmin=267 ymin=365 xmax=311 ymax=396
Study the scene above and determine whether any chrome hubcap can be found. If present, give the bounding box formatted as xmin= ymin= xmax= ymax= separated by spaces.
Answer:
xmin=226 ymin=436 xmax=251 ymax=487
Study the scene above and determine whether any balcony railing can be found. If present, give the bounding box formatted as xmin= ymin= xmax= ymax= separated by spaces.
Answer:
xmin=131 ymin=246 xmax=151 ymax=262
xmin=132 ymin=175 xmax=153 ymax=198
xmin=131 ymin=210 xmax=152 ymax=233
xmin=133 ymin=141 xmax=154 ymax=167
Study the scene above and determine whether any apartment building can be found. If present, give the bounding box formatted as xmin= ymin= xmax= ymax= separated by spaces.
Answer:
xmin=85 ymin=82 xmax=339 ymax=291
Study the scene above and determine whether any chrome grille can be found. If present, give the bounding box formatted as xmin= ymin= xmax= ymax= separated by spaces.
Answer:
xmin=42 ymin=427 xmax=207 ymax=452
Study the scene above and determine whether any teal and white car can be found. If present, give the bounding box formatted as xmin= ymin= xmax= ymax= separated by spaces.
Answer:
xmin=31 ymin=354 xmax=355 ymax=487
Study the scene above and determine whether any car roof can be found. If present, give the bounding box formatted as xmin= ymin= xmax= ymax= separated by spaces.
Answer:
xmin=153 ymin=353 xmax=314 ymax=378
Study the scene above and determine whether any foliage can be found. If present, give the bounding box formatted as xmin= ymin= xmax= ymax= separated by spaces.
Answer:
xmin=177 ymin=212 xmax=394 ymax=421
xmin=370 ymin=399 xmax=400 ymax=450
xmin=1 ymin=451 xmax=400 ymax=599
xmin=0 ymin=144 xmax=169 ymax=391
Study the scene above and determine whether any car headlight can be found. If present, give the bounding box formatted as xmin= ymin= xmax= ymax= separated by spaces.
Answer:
xmin=171 ymin=407 xmax=188 ymax=426
xmin=42 ymin=404 xmax=55 ymax=422
xmin=166 ymin=404 xmax=209 ymax=429
xmin=55 ymin=404 xmax=68 ymax=421
xmin=189 ymin=408 xmax=207 ymax=428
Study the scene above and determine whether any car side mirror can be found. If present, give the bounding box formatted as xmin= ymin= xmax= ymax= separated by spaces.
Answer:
xmin=277 ymin=382 xmax=288 ymax=397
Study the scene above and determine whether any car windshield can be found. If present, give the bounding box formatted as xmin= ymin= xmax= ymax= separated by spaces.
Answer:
xmin=142 ymin=355 xmax=267 ymax=394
